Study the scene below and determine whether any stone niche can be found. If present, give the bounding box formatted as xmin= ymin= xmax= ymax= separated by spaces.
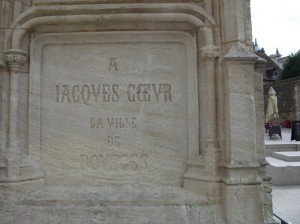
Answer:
xmin=0 ymin=1 xmax=275 ymax=224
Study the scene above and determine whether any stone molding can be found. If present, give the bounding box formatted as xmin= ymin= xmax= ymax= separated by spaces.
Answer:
xmin=4 ymin=49 xmax=28 ymax=72
xmin=200 ymin=45 xmax=220 ymax=61
xmin=224 ymin=44 xmax=257 ymax=62
xmin=254 ymin=56 xmax=267 ymax=72
xmin=4 ymin=3 xmax=217 ymax=50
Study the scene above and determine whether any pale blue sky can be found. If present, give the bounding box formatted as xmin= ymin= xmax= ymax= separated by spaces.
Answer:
xmin=251 ymin=0 xmax=300 ymax=56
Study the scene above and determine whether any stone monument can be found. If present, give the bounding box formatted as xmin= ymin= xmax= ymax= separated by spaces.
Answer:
xmin=0 ymin=0 xmax=276 ymax=223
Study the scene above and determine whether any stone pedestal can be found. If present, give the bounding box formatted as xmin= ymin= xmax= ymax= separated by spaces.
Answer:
xmin=0 ymin=1 xmax=274 ymax=223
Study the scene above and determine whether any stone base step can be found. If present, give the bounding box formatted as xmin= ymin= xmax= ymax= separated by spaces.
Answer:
xmin=266 ymin=157 xmax=300 ymax=186
xmin=272 ymin=151 xmax=300 ymax=162
xmin=265 ymin=144 xmax=300 ymax=157
xmin=0 ymin=186 xmax=225 ymax=224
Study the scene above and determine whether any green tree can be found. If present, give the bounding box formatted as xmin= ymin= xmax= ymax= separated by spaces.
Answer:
xmin=280 ymin=50 xmax=300 ymax=80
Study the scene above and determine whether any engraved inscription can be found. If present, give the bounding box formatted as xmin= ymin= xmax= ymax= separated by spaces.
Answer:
xmin=80 ymin=154 xmax=148 ymax=170
xmin=90 ymin=118 xmax=137 ymax=146
xmin=56 ymin=84 xmax=119 ymax=105
xmin=55 ymin=83 xmax=172 ymax=104
xmin=108 ymin=57 xmax=118 ymax=71
xmin=55 ymin=78 xmax=172 ymax=169
xmin=127 ymin=84 xmax=172 ymax=102
xmin=107 ymin=136 xmax=120 ymax=146
xmin=90 ymin=117 xmax=137 ymax=129
xmin=38 ymin=35 xmax=192 ymax=187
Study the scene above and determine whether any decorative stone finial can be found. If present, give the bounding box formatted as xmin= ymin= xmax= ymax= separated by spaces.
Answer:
xmin=4 ymin=49 xmax=28 ymax=72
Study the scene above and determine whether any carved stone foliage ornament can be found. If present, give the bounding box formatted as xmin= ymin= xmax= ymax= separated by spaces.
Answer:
xmin=4 ymin=49 xmax=28 ymax=71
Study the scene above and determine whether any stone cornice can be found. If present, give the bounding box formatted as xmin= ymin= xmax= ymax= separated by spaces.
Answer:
xmin=254 ymin=56 xmax=267 ymax=67
xmin=224 ymin=44 xmax=258 ymax=63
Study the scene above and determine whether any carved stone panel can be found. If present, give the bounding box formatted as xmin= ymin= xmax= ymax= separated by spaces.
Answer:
xmin=29 ymin=32 xmax=198 ymax=187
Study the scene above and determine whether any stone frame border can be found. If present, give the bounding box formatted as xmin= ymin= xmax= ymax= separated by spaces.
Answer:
xmin=2 ymin=2 xmax=220 ymax=196
xmin=29 ymin=31 xmax=199 ymax=182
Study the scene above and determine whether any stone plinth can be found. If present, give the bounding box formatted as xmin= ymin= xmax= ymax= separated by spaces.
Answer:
xmin=272 ymin=151 xmax=300 ymax=162
xmin=0 ymin=1 xmax=275 ymax=223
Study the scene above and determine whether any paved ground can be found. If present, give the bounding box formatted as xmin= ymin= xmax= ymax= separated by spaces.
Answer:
xmin=273 ymin=185 xmax=300 ymax=224
xmin=265 ymin=128 xmax=300 ymax=224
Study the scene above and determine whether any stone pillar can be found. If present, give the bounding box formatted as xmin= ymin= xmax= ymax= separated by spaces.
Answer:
xmin=3 ymin=49 xmax=28 ymax=179
xmin=255 ymin=57 xmax=278 ymax=224
xmin=1 ymin=49 xmax=44 ymax=190
xmin=184 ymin=44 xmax=220 ymax=204
xmin=200 ymin=45 xmax=220 ymax=177
xmin=220 ymin=0 xmax=267 ymax=220
xmin=221 ymin=49 xmax=265 ymax=223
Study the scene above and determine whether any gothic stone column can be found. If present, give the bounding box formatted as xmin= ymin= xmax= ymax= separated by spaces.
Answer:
xmin=200 ymin=45 xmax=220 ymax=177
xmin=255 ymin=57 xmax=278 ymax=224
xmin=1 ymin=49 xmax=44 ymax=190
xmin=221 ymin=48 xmax=265 ymax=223
xmin=2 ymin=49 xmax=28 ymax=180
xmin=184 ymin=45 xmax=220 ymax=205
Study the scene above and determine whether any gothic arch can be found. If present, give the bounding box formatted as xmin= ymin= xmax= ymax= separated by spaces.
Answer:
xmin=5 ymin=3 xmax=217 ymax=50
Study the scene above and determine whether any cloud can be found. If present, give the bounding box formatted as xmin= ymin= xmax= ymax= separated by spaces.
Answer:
xmin=251 ymin=0 xmax=300 ymax=56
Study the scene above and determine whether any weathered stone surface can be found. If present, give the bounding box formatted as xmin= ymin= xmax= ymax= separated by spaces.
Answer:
xmin=0 ymin=0 xmax=276 ymax=223
xmin=31 ymin=32 xmax=196 ymax=187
